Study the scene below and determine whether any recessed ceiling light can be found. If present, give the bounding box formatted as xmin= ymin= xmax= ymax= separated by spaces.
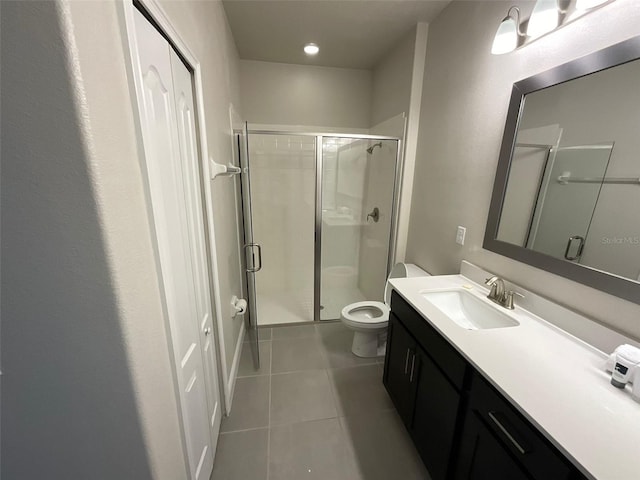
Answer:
xmin=304 ymin=43 xmax=319 ymax=56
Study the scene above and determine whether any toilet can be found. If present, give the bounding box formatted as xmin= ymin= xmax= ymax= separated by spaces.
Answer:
xmin=340 ymin=263 xmax=429 ymax=357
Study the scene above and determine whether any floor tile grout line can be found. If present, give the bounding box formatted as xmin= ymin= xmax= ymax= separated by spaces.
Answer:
xmin=219 ymin=425 xmax=270 ymax=435
xmin=269 ymin=361 xmax=379 ymax=377
xmin=324 ymin=366 xmax=342 ymax=418
xmin=315 ymin=331 xmax=330 ymax=370
xmin=335 ymin=413 xmax=363 ymax=479
xmin=269 ymin=412 xmax=340 ymax=429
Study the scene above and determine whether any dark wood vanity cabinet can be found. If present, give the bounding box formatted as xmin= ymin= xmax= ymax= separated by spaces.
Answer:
xmin=385 ymin=292 xmax=587 ymax=480
xmin=384 ymin=292 xmax=470 ymax=480
xmin=455 ymin=375 xmax=573 ymax=480
xmin=411 ymin=347 xmax=464 ymax=480
xmin=384 ymin=313 xmax=419 ymax=426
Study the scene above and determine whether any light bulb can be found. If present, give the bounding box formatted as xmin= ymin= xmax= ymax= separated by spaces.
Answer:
xmin=527 ymin=0 xmax=559 ymax=39
xmin=492 ymin=16 xmax=519 ymax=54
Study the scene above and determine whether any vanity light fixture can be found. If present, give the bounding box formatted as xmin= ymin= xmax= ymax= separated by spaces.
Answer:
xmin=491 ymin=0 xmax=614 ymax=54
xmin=527 ymin=0 xmax=560 ymax=38
xmin=491 ymin=6 xmax=524 ymax=55
xmin=303 ymin=43 xmax=319 ymax=56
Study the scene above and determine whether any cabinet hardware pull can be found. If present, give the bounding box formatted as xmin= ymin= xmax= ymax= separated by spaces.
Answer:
xmin=488 ymin=411 xmax=529 ymax=455
xmin=409 ymin=354 xmax=416 ymax=382
xmin=404 ymin=349 xmax=411 ymax=374
xmin=564 ymin=235 xmax=585 ymax=261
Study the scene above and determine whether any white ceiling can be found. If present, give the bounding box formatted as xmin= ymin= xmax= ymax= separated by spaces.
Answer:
xmin=222 ymin=0 xmax=452 ymax=70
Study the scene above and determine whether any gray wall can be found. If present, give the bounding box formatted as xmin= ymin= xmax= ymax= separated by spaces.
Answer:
xmin=1 ymin=0 xmax=244 ymax=477
xmin=370 ymin=27 xmax=416 ymax=127
xmin=406 ymin=0 xmax=640 ymax=339
xmin=239 ymin=60 xmax=372 ymax=128
xmin=1 ymin=1 xmax=184 ymax=478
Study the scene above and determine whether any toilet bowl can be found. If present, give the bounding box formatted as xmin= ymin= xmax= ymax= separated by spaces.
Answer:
xmin=340 ymin=263 xmax=429 ymax=357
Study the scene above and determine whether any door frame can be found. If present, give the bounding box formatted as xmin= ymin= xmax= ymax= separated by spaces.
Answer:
xmin=120 ymin=0 xmax=229 ymax=455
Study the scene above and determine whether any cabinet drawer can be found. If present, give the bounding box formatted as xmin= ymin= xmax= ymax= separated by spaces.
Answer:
xmin=470 ymin=375 xmax=571 ymax=480
xmin=391 ymin=291 xmax=467 ymax=391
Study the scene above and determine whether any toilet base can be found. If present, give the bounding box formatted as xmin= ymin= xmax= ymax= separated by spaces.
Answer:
xmin=351 ymin=330 xmax=387 ymax=358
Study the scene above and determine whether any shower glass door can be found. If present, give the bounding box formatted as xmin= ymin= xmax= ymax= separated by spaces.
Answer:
xmin=527 ymin=143 xmax=614 ymax=262
xmin=319 ymin=137 xmax=399 ymax=321
xmin=238 ymin=123 xmax=260 ymax=366
xmin=246 ymin=132 xmax=316 ymax=325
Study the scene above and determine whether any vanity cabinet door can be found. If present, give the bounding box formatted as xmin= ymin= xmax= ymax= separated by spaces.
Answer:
xmin=454 ymin=410 xmax=530 ymax=480
xmin=411 ymin=347 xmax=462 ymax=480
xmin=456 ymin=375 xmax=572 ymax=480
xmin=383 ymin=313 xmax=418 ymax=426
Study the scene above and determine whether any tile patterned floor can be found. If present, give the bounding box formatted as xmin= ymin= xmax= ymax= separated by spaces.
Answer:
xmin=211 ymin=322 xmax=430 ymax=480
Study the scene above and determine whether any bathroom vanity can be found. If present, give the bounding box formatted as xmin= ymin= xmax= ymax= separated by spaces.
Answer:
xmin=383 ymin=268 xmax=640 ymax=480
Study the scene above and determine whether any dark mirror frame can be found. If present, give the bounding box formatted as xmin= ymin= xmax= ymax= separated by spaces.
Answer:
xmin=484 ymin=35 xmax=640 ymax=304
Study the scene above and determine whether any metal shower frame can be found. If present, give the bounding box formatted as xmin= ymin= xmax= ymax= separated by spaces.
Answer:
xmin=247 ymin=129 xmax=405 ymax=322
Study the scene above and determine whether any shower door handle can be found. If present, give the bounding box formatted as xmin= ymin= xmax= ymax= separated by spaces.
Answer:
xmin=244 ymin=243 xmax=263 ymax=273
xmin=564 ymin=236 xmax=585 ymax=261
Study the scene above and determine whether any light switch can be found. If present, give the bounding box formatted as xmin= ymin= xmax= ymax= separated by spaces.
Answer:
xmin=456 ymin=226 xmax=466 ymax=245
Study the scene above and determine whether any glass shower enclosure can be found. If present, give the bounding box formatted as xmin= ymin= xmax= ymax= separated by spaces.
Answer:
xmin=239 ymin=130 xmax=401 ymax=326
xmin=319 ymin=137 xmax=399 ymax=320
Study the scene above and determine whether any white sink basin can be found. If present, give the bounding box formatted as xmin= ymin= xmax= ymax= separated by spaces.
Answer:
xmin=421 ymin=289 xmax=520 ymax=330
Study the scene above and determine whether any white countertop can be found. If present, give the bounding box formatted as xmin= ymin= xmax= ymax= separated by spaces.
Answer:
xmin=389 ymin=273 xmax=640 ymax=480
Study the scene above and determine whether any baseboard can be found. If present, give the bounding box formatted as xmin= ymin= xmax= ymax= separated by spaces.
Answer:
xmin=225 ymin=321 xmax=245 ymax=414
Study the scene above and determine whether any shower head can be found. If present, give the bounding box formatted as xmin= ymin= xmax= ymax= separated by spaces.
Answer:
xmin=366 ymin=142 xmax=383 ymax=154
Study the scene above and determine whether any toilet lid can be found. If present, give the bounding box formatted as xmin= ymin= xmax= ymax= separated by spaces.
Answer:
xmin=341 ymin=301 xmax=389 ymax=324
xmin=384 ymin=263 xmax=430 ymax=306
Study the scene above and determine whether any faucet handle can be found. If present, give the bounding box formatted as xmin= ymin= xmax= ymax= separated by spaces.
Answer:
xmin=504 ymin=291 xmax=524 ymax=310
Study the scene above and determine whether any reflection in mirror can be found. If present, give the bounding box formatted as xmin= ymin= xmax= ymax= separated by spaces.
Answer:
xmin=527 ymin=143 xmax=613 ymax=261
xmin=493 ymin=53 xmax=640 ymax=285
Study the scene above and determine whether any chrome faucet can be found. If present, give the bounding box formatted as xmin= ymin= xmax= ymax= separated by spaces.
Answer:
xmin=484 ymin=276 xmax=523 ymax=310
xmin=485 ymin=276 xmax=504 ymax=302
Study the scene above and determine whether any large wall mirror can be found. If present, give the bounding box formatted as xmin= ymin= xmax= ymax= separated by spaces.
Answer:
xmin=484 ymin=36 xmax=640 ymax=304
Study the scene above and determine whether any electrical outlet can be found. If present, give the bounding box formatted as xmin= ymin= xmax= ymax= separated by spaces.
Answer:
xmin=456 ymin=226 xmax=466 ymax=245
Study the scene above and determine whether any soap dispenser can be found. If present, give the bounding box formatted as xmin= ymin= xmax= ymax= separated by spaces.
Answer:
xmin=610 ymin=345 xmax=640 ymax=389
xmin=632 ymin=367 xmax=640 ymax=404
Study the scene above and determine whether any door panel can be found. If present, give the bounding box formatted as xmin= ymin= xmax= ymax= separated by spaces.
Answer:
xmin=319 ymin=137 xmax=399 ymax=320
xmin=133 ymin=9 xmax=215 ymax=479
xmin=383 ymin=314 xmax=417 ymax=426
xmin=454 ymin=412 xmax=529 ymax=480
xmin=412 ymin=348 xmax=461 ymax=480
xmin=244 ymin=133 xmax=316 ymax=326
xmin=170 ymin=50 xmax=220 ymax=464
xmin=238 ymin=123 xmax=260 ymax=366
xmin=528 ymin=144 xmax=614 ymax=262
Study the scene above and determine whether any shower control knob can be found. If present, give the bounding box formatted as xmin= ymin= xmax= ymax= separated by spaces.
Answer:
xmin=204 ymin=327 xmax=212 ymax=336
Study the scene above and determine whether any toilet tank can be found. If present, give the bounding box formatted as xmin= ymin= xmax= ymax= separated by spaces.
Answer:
xmin=384 ymin=263 xmax=430 ymax=306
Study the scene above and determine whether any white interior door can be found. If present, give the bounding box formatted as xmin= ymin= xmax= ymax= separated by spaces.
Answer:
xmin=169 ymin=49 xmax=222 ymax=452
xmin=132 ymin=9 xmax=217 ymax=480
